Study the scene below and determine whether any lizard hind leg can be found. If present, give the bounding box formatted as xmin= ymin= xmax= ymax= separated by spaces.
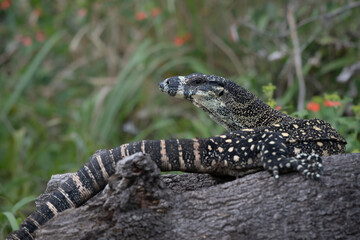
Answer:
xmin=259 ymin=133 xmax=323 ymax=180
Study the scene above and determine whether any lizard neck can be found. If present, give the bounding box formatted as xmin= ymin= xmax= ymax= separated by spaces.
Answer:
xmin=208 ymin=80 xmax=295 ymax=131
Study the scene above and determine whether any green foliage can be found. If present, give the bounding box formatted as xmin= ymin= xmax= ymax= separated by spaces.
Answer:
xmin=296 ymin=94 xmax=360 ymax=152
xmin=262 ymin=83 xmax=277 ymax=108
xmin=1 ymin=195 xmax=37 ymax=234
xmin=352 ymin=104 xmax=360 ymax=118
xmin=1 ymin=31 xmax=64 ymax=118
xmin=0 ymin=1 xmax=359 ymax=237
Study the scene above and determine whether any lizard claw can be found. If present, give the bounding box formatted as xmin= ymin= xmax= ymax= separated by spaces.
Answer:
xmin=295 ymin=153 xmax=323 ymax=180
xmin=264 ymin=153 xmax=323 ymax=180
xmin=259 ymin=132 xmax=323 ymax=180
xmin=272 ymin=166 xmax=280 ymax=180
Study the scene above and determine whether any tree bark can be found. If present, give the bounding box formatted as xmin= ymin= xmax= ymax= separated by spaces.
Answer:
xmin=35 ymin=153 xmax=360 ymax=240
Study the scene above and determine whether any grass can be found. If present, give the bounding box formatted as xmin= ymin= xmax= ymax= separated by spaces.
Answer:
xmin=1 ymin=0 xmax=360 ymax=237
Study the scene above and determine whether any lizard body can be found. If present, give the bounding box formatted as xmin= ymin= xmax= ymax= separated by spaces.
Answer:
xmin=159 ymin=73 xmax=345 ymax=156
xmin=7 ymin=73 xmax=346 ymax=240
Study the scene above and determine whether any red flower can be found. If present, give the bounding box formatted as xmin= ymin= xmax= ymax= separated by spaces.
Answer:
xmin=33 ymin=8 xmax=42 ymax=17
xmin=36 ymin=31 xmax=46 ymax=42
xmin=183 ymin=33 xmax=191 ymax=42
xmin=1 ymin=0 xmax=11 ymax=10
xmin=275 ymin=105 xmax=282 ymax=111
xmin=21 ymin=37 xmax=33 ymax=47
xmin=173 ymin=33 xmax=191 ymax=47
xmin=151 ymin=8 xmax=161 ymax=17
xmin=77 ymin=8 xmax=87 ymax=18
xmin=135 ymin=11 xmax=147 ymax=21
xmin=174 ymin=36 xmax=185 ymax=46
xmin=324 ymin=100 xmax=341 ymax=107
xmin=306 ymin=102 xmax=320 ymax=112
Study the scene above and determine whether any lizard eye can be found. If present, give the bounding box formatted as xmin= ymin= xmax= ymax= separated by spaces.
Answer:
xmin=215 ymin=83 xmax=225 ymax=97
xmin=218 ymin=89 xmax=224 ymax=96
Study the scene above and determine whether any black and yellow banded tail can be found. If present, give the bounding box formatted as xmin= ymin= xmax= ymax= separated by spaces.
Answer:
xmin=121 ymin=139 xmax=207 ymax=173
xmin=7 ymin=138 xmax=208 ymax=240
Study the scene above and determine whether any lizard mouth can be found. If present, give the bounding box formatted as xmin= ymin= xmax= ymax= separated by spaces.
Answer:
xmin=159 ymin=76 xmax=185 ymax=97
xmin=159 ymin=81 xmax=177 ymax=96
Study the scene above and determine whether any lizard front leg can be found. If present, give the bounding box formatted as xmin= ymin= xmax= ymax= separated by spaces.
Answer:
xmin=259 ymin=132 xmax=323 ymax=180
xmin=206 ymin=132 xmax=323 ymax=180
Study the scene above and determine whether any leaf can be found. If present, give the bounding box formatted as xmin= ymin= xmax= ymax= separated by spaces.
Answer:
xmin=1 ymin=212 xmax=19 ymax=230
xmin=1 ymin=31 xmax=64 ymax=118
xmin=11 ymin=195 xmax=37 ymax=214
xmin=319 ymin=57 xmax=357 ymax=76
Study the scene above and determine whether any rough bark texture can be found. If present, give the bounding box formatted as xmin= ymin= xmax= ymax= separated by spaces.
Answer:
xmin=34 ymin=153 xmax=360 ymax=240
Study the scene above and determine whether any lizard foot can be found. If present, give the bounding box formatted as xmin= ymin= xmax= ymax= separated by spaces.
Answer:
xmin=268 ymin=153 xmax=323 ymax=180
xmin=294 ymin=153 xmax=323 ymax=180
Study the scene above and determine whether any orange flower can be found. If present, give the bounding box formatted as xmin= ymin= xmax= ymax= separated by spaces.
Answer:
xmin=21 ymin=37 xmax=33 ymax=47
xmin=173 ymin=33 xmax=191 ymax=47
xmin=77 ymin=8 xmax=87 ymax=18
xmin=36 ymin=31 xmax=46 ymax=42
xmin=275 ymin=105 xmax=282 ymax=111
xmin=33 ymin=8 xmax=42 ymax=17
xmin=135 ymin=11 xmax=147 ymax=21
xmin=183 ymin=33 xmax=191 ymax=42
xmin=1 ymin=0 xmax=11 ymax=10
xmin=151 ymin=8 xmax=161 ymax=17
xmin=174 ymin=36 xmax=185 ymax=46
xmin=306 ymin=102 xmax=320 ymax=112
xmin=324 ymin=100 xmax=341 ymax=107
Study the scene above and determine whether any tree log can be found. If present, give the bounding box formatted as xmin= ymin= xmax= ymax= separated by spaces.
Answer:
xmin=34 ymin=152 xmax=360 ymax=239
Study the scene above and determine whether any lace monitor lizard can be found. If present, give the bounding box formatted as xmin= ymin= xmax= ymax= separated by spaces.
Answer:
xmin=7 ymin=73 xmax=346 ymax=240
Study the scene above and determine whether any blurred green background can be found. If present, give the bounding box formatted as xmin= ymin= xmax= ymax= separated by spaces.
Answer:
xmin=1 ymin=0 xmax=360 ymax=237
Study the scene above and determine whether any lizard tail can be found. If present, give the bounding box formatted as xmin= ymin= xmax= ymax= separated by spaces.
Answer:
xmin=6 ymin=148 xmax=118 ymax=240
xmin=7 ymin=138 xmax=207 ymax=239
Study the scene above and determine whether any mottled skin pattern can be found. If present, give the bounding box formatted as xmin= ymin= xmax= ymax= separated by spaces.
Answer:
xmin=7 ymin=73 xmax=346 ymax=240
xmin=160 ymin=73 xmax=294 ymax=130
xmin=159 ymin=73 xmax=346 ymax=156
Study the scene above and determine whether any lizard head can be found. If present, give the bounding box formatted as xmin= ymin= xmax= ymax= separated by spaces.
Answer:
xmin=159 ymin=73 xmax=224 ymax=98
xmin=160 ymin=73 xmax=291 ymax=130
xmin=159 ymin=73 xmax=248 ymax=131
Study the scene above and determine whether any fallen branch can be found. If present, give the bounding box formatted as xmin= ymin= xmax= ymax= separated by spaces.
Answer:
xmin=34 ymin=153 xmax=360 ymax=239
